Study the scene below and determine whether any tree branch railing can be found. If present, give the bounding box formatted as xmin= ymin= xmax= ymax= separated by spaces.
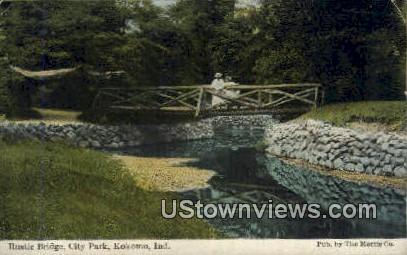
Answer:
xmin=92 ymin=83 xmax=323 ymax=117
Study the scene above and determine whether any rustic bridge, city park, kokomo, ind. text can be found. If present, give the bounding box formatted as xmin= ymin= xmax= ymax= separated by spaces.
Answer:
xmin=92 ymin=83 xmax=324 ymax=117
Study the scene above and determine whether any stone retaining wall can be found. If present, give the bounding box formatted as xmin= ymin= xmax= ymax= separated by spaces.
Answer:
xmin=265 ymin=120 xmax=407 ymax=177
xmin=0 ymin=115 xmax=275 ymax=149
xmin=210 ymin=114 xmax=277 ymax=129
xmin=263 ymin=156 xmax=406 ymax=225
xmin=0 ymin=120 xmax=213 ymax=148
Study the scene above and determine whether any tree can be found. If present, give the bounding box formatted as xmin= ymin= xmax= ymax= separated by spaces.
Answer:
xmin=1 ymin=0 xmax=404 ymax=115
xmin=117 ymin=0 xmax=199 ymax=86
xmin=3 ymin=0 xmax=127 ymax=70
xmin=210 ymin=6 xmax=260 ymax=83
xmin=0 ymin=0 xmax=15 ymax=114
xmin=1 ymin=0 xmax=129 ymax=113
xmin=252 ymin=0 xmax=405 ymax=102
xmin=168 ymin=0 xmax=236 ymax=83
xmin=389 ymin=0 xmax=406 ymax=98
xmin=253 ymin=1 xmax=315 ymax=84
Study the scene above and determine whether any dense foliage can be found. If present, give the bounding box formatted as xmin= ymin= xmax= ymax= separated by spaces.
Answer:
xmin=0 ymin=0 xmax=405 ymax=116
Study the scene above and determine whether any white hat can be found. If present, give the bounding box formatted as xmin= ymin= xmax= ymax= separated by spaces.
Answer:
xmin=214 ymin=73 xmax=222 ymax=78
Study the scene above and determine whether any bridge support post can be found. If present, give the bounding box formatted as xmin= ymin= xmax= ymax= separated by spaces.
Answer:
xmin=195 ymin=88 xmax=204 ymax=117
xmin=268 ymin=93 xmax=274 ymax=105
xmin=320 ymin=88 xmax=325 ymax=106
xmin=313 ymin=87 xmax=319 ymax=109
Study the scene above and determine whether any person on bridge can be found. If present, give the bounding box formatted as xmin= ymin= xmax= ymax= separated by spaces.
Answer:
xmin=224 ymin=76 xmax=240 ymax=98
xmin=210 ymin=73 xmax=226 ymax=107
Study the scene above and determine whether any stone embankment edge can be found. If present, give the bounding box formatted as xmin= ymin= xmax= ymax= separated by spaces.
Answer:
xmin=0 ymin=115 xmax=275 ymax=149
xmin=265 ymin=120 xmax=407 ymax=177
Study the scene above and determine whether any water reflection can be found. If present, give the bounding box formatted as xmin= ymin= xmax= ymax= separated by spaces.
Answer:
xmin=119 ymin=126 xmax=406 ymax=239
xmin=182 ymin=150 xmax=406 ymax=238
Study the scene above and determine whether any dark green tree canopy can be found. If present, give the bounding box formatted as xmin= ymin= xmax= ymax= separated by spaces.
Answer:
xmin=0 ymin=0 xmax=405 ymax=115
xmin=2 ymin=0 xmax=127 ymax=71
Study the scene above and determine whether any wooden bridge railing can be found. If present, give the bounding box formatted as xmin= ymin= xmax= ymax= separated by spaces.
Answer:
xmin=92 ymin=83 xmax=323 ymax=117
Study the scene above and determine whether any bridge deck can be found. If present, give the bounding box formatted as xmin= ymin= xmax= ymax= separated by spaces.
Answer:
xmin=92 ymin=83 xmax=323 ymax=117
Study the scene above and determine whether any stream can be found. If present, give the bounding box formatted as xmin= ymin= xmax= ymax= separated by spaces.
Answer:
xmin=117 ymin=126 xmax=406 ymax=239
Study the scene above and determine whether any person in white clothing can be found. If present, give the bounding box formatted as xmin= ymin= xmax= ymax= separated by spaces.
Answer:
xmin=224 ymin=76 xmax=240 ymax=98
xmin=210 ymin=73 xmax=226 ymax=107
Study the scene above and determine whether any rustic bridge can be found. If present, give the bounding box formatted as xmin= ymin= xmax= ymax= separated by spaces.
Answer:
xmin=92 ymin=83 xmax=323 ymax=117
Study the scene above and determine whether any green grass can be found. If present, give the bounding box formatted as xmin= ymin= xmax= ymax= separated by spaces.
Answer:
xmin=300 ymin=101 xmax=406 ymax=129
xmin=0 ymin=141 xmax=219 ymax=239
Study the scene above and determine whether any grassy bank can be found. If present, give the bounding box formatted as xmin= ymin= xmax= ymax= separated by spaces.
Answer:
xmin=0 ymin=141 xmax=219 ymax=239
xmin=300 ymin=101 xmax=406 ymax=131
